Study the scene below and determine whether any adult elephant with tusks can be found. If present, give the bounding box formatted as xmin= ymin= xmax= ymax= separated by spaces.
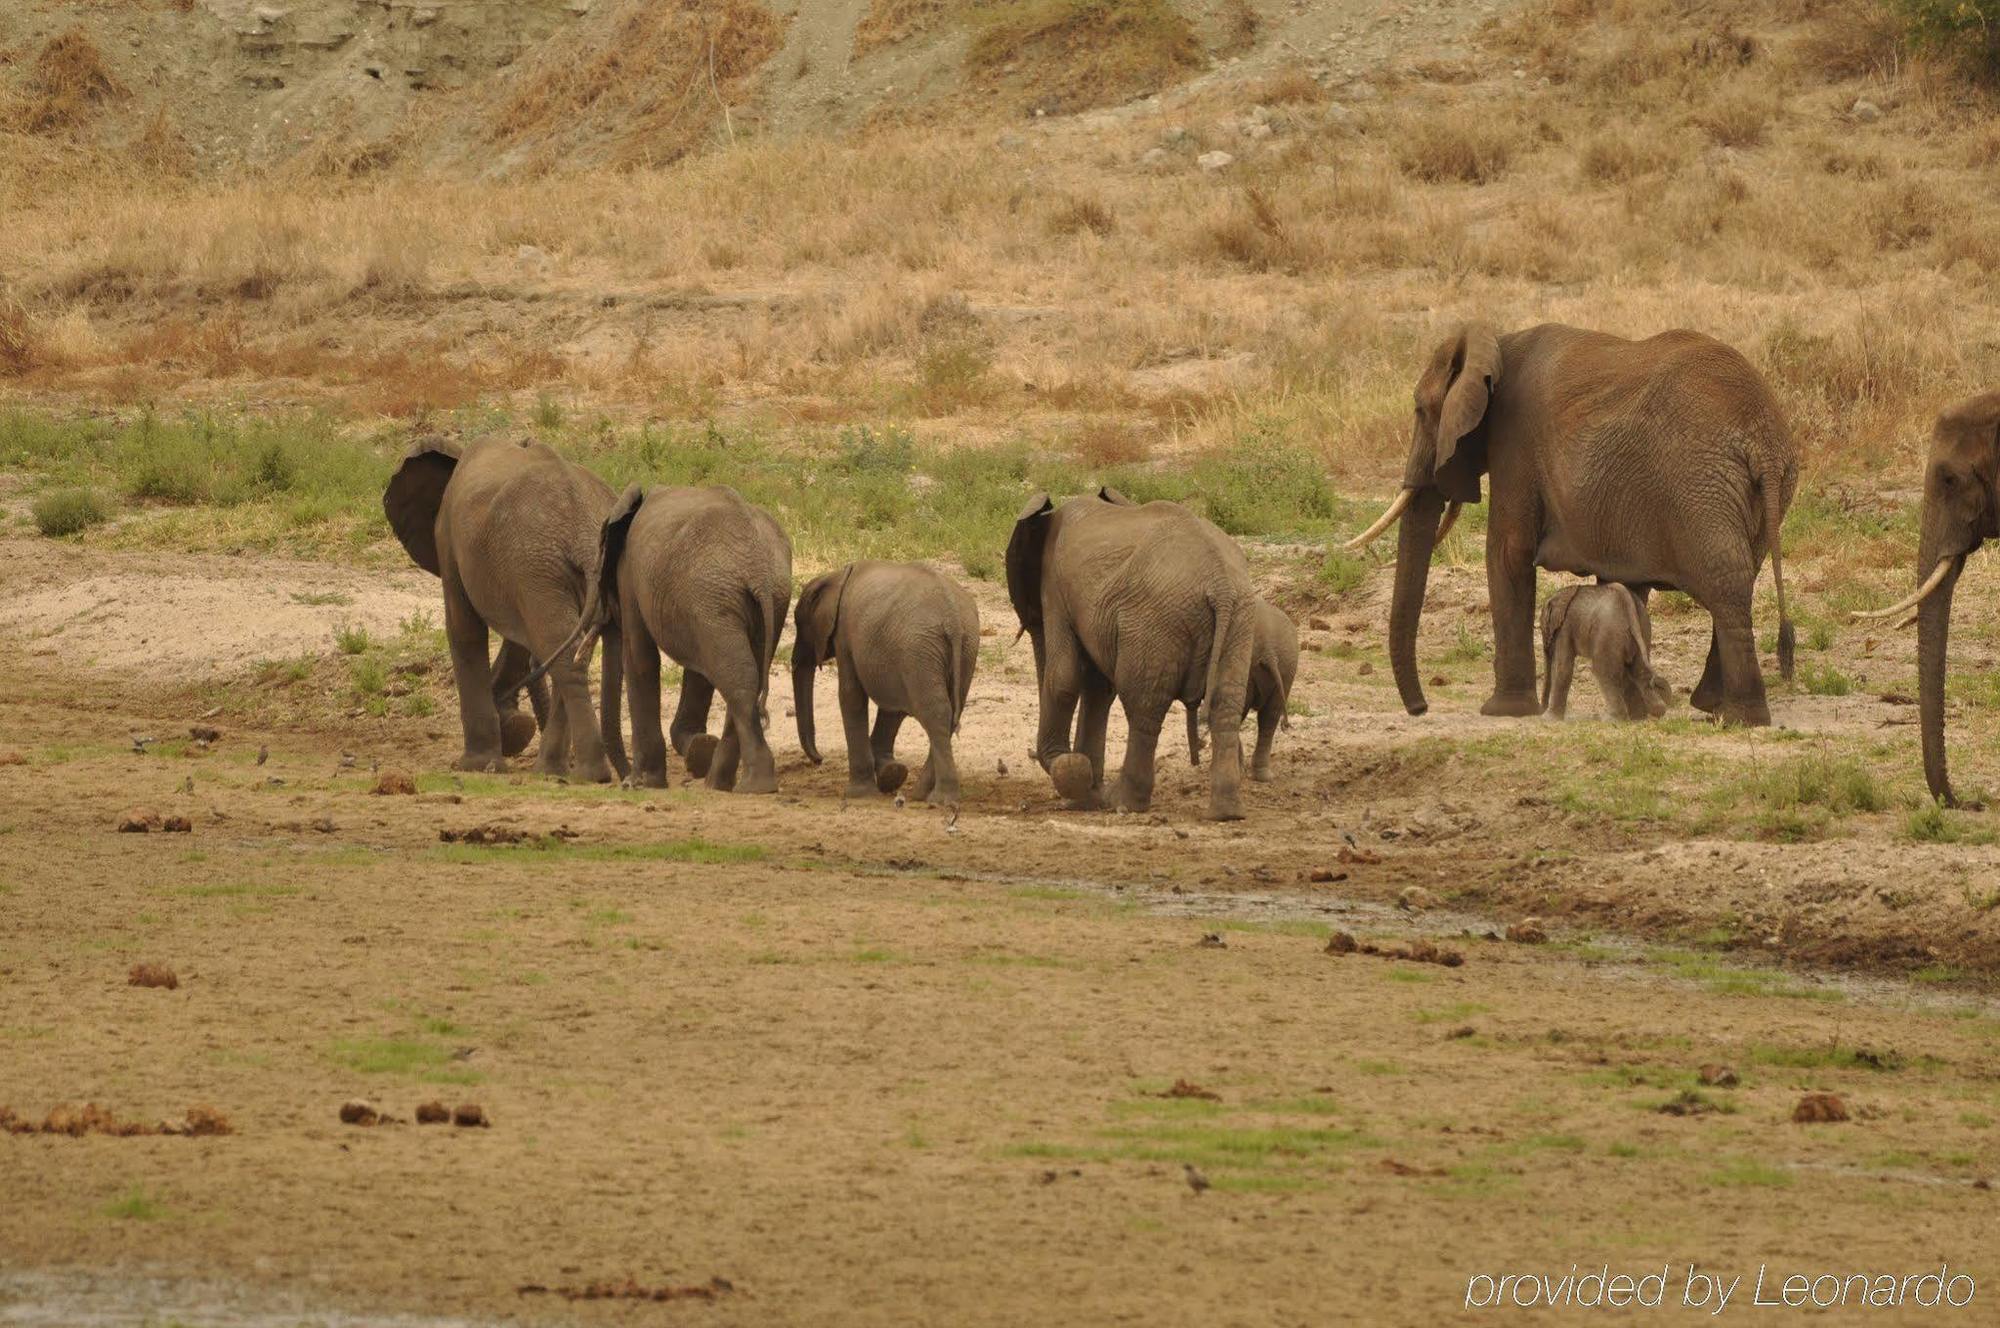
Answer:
xmin=537 ymin=484 xmax=791 ymax=794
xmin=1348 ymin=323 xmax=1798 ymax=726
xmin=1007 ymin=486 xmax=1257 ymax=821
xmin=1853 ymin=389 xmax=2000 ymax=805
xmin=382 ymin=434 xmax=626 ymax=781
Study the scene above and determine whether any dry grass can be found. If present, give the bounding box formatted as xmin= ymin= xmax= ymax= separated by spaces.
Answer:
xmin=854 ymin=0 xmax=955 ymax=57
xmin=6 ymin=28 xmax=127 ymax=135
xmin=967 ymin=0 xmax=1204 ymax=112
xmin=1392 ymin=103 xmax=1518 ymax=184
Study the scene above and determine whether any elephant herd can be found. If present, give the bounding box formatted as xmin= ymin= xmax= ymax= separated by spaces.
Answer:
xmin=386 ymin=321 xmax=2000 ymax=820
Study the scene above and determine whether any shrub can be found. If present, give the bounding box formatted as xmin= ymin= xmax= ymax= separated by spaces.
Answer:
xmin=31 ymin=486 xmax=109 ymax=537
xmin=1395 ymin=107 xmax=1517 ymax=184
xmin=1894 ymin=0 xmax=2000 ymax=79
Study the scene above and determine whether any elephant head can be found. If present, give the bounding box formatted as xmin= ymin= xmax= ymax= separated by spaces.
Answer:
xmin=790 ymin=565 xmax=852 ymax=766
xmin=1869 ymin=391 xmax=2000 ymax=805
xmin=1346 ymin=324 xmax=1502 ymax=716
xmin=382 ymin=435 xmax=463 ymax=574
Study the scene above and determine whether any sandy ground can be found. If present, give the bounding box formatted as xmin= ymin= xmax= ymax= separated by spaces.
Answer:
xmin=2 ymin=526 xmax=1999 ymax=1326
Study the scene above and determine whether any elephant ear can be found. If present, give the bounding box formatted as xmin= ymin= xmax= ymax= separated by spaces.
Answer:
xmin=1006 ymin=493 xmax=1056 ymax=644
xmin=1423 ymin=324 xmax=1502 ymax=503
xmin=382 ymin=435 xmax=462 ymax=576
xmin=592 ymin=482 xmax=646 ymax=617
xmin=797 ymin=566 xmax=851 ymax=665
xmin=1097 ymin=485 xmax=1136 ymax=506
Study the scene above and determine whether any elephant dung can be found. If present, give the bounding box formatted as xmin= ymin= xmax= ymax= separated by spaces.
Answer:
xmin=1505 ymin=918 xmax=1549 ymax=944
xmin=339 ymin=1100 xmax=379 ymax=1126
xmin=127 ymin=963 xmax=179 ymax=990
xmin=1397 ymin=886 xmax=1438 ymax=911
xmin=415 ymin=1100 xmax=450 ymax=1125
xmin=452 ymin=1103 xmax=490 ymax=1128
xmin=117 ymin=808 xmax=162 ymax=833
xmin=1792 ymin=1093 xmax=1849 ymax=1125
xmin=370 ymin=771 xmax=418 ymax=796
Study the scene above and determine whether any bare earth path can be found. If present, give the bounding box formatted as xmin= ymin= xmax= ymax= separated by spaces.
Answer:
xmin=2 ymin=532 xmax=1997 ymax=1326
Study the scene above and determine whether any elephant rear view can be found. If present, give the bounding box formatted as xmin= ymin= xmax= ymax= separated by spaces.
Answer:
xmin=1348 ymin=322 xmax=1797 ymax=727
xmin=382 ymin=434 xmax=626 ymax=782
xmin=1008 ymin=488 xmax=1257 ymax=821
xmin=1185 ymin=598 xmax=1298 ymax=782
xmin=580 ymin=484 xmax=791 ymax=794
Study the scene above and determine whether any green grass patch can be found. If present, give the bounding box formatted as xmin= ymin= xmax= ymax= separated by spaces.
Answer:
xmin=1645 ymin=948 xmax=1843 ymax=1002
xmin=327 ymin=1036 xmax=479 ymax=1084
xmin=31 ymin=486 xmax=110 ymax=536
xmin=102 ymin=1187 xmax=167 ymax=1221
xmin=434 ymin=836 xmax=765 ymax=866
xmin=1904 ymin=802 xmax=1999 ymax=845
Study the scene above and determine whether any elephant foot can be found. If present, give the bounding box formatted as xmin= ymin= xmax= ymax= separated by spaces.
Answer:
xmin=1250 ymin=763 xmax=1273 ymax=783
xmin=1718 ymin=698 xmax=1772 ymax=727
xmin=1050 ymin=753 xmax=1097 ymax=807
xmin=499 ymin=712 xmax=538 ymax=757
xmin=454 ymin=751 xmax=505 ymax=774
xmin=1106 ymin=778 xmax=1153 ymax=815
xmin=532 ymin=754 xmax=568 ymax=778
xmin=573 ymin=756 xmax=615 ymax=785
xmin=876 ymin=761 xmax=909 ymax=795
xmin=684 ymin=734 xmax=718 ymax=780
xmin=1208 ymin=792 xmax=1245 ymax=822
xmin=633 ymin=768 xmax=669 ymax=789
xmin=911 ymin=766 xmax=939 ymax=803
xmin=735 ymin=769 xmax=779 ymax=795
xmin=1479 ymin=690 xmax=1543 ymax=718
xmin=845 ymin=779 xmax=885 ymax=799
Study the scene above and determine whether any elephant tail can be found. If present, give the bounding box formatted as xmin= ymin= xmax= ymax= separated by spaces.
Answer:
xmin=501 ymin=578 xmax=605 ymax=706
xmin=1539 ymin=590 xmax=1572 ymax=715
xmin=1202 ymin=588 xmax=1252 ymax=735
xmin=1761 ymin=471 xmax=1795 ymax=682
xmin=750 ymin=586 xmax=783 ymax=728
xmin=945 ymin=630 xmax=966 ymax=735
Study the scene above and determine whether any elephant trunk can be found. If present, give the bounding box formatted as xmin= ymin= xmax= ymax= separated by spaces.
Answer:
xmin=793 ymin=647 xmax=823 ymax=765
xmin=1915 ymin=541 xmax=1963 ymax=806
xmin=1387 ymin=486 xmax=1446 ymax=716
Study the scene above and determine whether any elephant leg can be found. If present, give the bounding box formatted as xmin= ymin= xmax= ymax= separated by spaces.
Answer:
xmin=911 ymin=694 xmax=959 ymax=804
xmin=1710 ymin=601 xmax=1770 ymax=727
xmin=1033 ymin=622 xmax=1087 ymax=771
xmin=1690 ymin=628 xmax=1724 ymax=714
xmin=1251 ymin=706 xmax=1279 ymax=781
xmin=1074 ymin=668 xmax=1113 ymax=795
xmin=1596 ymin=648 xmax=1636 ymax=721
xmin=534 ymin=668 xmax=574 ymax=777
xmin=870 ymin=710 xmax=906 ymax=765
xmin=1545 ymin=639 xmax=1577 ymax=719
xmin=1482 ymin=533 xmax=1541 ymax=717
xmin=837 ymin=665 xmax=880 ymax=799
xmin=625 ymin=622 xmax=670 ymax=788
xmin=707 ymin=660 xmax=777 ymax=796
xmin=489 ymin=640 xmax=540 ymax=758
xmin=442 ymin=575 xmax=505 ymax=773
xmin=1106 ymin=693 xmax=1168 ymax=814
xmin=540 ymin=640 xmax=611 ymax=784
xmin=670 ymin=671 xmax=715 ymax=757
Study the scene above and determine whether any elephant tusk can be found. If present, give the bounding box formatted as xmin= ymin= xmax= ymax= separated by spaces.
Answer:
xmin=1434 ymin=501 xmax=1463 ymax=545
xmin=1894 ymin=611 xmax=1919 ymax=632
xmin=1851 ymin=559 xmax=1954 ymax=621
xmin=1343 ymin=488 xmax=1416 ymax=551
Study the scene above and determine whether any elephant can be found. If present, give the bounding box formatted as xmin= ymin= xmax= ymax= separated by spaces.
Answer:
xmin=382 ymin=435 xmax=625 ymax=781
xmin=1184 ymin=597 xmax=1298 ymax=781
xmin=1008 ymin=487 xmax=1257 ymax=821
xmin=1853 ymin=389 xmax=2000 ymax=805
xmin=553 ymin=483 xmax=792 ymax=794
xmin=1539 ymin=583 xmax=1674 ymax=720
xmin=792 ymin=560 xmax=980 ymax=805
xmin=1346 ymin=322 xmax=1797 ymax=726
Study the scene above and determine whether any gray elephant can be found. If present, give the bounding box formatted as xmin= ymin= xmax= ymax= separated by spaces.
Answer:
xmin=1539 ymin=583 xmax=1674 ymax=720
xmin=1853 ymin=389 xmax=2000 ymax=804
xmin=792 ymin=560 xmax=980 ymax=805
xmin=383 ymin=435 xmax=625 ymax=781
xmin=1184 ymin=598 xmax=1298 ymax=781
xmin=558 ymin=484 xmax=791 ymax=794
xmin=1346 ymin=323 xmax=1796 ymax=726
xmin=1008 ymin=487 xmax=1256 ymax=821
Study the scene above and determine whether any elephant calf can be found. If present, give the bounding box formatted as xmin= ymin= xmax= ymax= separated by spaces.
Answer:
xmin=1540 ymin=583 xmax=1674 ymax=720
xmin=793 ymin=561 xmax=979 ymax=805
xmin=1186 ymin=598 xmax=1298 ymax=781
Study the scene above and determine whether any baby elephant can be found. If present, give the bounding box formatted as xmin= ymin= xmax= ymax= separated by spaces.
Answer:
xmin=1540 ymin=583 xmax=1675 ymax=720
xmin=793 ymin=561 xmax=980 ymax=804
xmin=1186 ymin=598 xmax=1299 ymax=780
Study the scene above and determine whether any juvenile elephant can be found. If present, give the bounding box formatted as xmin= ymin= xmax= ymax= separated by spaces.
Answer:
xmin=1185 ymin=598 xmax=1298 ymax=781
xmin=1347 ymin=323 xmax=1796 ymax=726
xmin=561 ymin=484 xmax=791 ymax=793
xmin=792 ymin=560 xmax=980 ymax=804
xmin=1008 ymin=487 xmax=1256 ymax=821
xmin=1540 ymin=583 xmax=1674 ymax=720
xmin=1854 ymin=389 xmax=2000 ymax=804
xmin=383 ymin=435 xmax=625 ymax=781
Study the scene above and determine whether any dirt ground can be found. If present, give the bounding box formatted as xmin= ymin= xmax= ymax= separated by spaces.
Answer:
xmin=3 ymin=522 xmax=1998 ymax=1327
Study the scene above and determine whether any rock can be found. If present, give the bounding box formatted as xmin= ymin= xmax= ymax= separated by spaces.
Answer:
xmin=1397 ymin=885 xmax=1438 ymax=911
xmin=1325 ymin=931 xmax=1358 ymax=954
xmin=1506 ymin=918 xmax=1549 ymax=944
xmin=1851 ymin=98 xmax=1881 ymax=124
xmin=1792 ymin=1092 xmax=1849 ymax=1124
xmin=117 ymin=809 xmax=161 ymax=833
xmin=1140 ymin=146 xmax=1171 ymax=169
xmin=415 ymin=1100 xmax=450 ymax=1125
xmin=452 ymin=1103 xmax=490 ymax=1128
xmin=371 ymin=771 xmax=417 ymax=796
xmin=339 ymin=1100 xmax=379 ymax=1126
xmin=1197 ymin=150 xmax=1235 ymax=172
xmin=1698 ymin=1064 xmax=1739 ymax=1088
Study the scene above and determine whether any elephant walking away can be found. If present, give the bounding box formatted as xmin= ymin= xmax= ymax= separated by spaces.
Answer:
xmin=1347 ymin=323 xmax=1796 ymax=727
xmin=1008 ymin=487 xmax=1257 ymax=821
xmin=1184 ymin=598 xmax=1298 ymax=781
xmin=560 ymin=484 xmax=791 ymax=794
xmin=792 ymin=561 xmax=980 ymax=804
xmin=383 ymin=435 xmax=626 ymax=781
xmin=1539 ymin=583 xmax=1674 ymax=720
xmin=1853 ymin=389 xmax=2000 ymax=805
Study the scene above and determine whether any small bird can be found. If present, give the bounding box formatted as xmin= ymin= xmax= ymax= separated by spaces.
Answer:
xmin=1184 ymin=1164 xmax=1210 ymax=1196
xmin=131 ymin=734 xmax=156 ymax=754
xmin=945 ymin=805 xmax=960 ymax=835
xmin=893 ymin=794 xmax=906 ymax=809
xmin=996 ymin=757 xmax=1009 ymax=777
xmin=256 ymin=745 xmax=269 ymax=767
xmin=339 ymin=751 xmax=356 ymax=769
xmin=180 ymin=775 xmax=194 ymax=795
xmin=1341 ymin=829 xmax=1359 ymax=850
